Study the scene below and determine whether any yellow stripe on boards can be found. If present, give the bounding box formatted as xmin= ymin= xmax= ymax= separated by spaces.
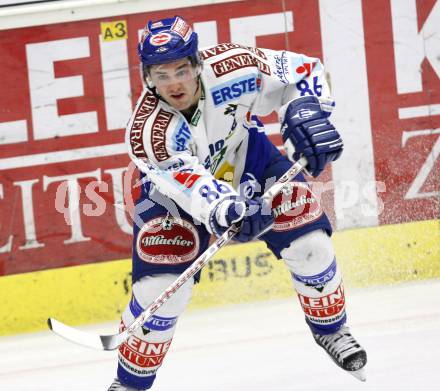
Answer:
xmin=1 ymin=219 xmax=438 ymax=335
xmin=332 ymin=218 xmax=440 ymax=286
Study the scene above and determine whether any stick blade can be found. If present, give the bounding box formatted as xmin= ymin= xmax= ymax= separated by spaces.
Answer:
xmin=47 ymin=318 xmax=128 ymax=351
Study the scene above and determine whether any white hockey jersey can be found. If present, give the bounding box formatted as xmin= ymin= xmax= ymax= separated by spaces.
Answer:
xmin=126 ymin=43 xmax=333 ymax=230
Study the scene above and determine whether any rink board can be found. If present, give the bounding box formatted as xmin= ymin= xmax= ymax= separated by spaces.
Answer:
xmin=0 ymin=218 xmax=439 ymax=335
xmin=1 ymin=0 xmax=439 ymax=338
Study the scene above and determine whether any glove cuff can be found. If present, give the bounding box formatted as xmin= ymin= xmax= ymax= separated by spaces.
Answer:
xmin=207 ymin=197 xmax=246 ymax=236
xmin=216 ymin=199 xmax=246 ymax=227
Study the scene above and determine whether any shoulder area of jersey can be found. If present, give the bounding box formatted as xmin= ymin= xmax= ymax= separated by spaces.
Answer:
xmin=132 ymin=86 xmax=185 ymax=121
xmin=200 ymin=42 xmax=268 ymax=57
xmin=199 ymin=43 xmax=271 ymax=78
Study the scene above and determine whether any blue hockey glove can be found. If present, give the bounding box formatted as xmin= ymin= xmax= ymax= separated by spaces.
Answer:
xmin=281 ymin=96 xmax=343 ymax=177
xmin=209 ymin=196 xmax=274 ymax=242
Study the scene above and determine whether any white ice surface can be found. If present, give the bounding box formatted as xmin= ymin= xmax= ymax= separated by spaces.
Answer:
xmin=1 ymin=279 xmax=439 ymax=391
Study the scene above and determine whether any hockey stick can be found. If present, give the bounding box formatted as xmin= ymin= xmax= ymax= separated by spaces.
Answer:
xmin=48 ymin=156 xmax=307 ymax=350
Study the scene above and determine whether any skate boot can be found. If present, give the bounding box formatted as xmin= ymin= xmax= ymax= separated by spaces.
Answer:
xmin=107 ymin=378 xmax=142 ymax=391
xmin=313 ymin=325 xmax=367 ymax=381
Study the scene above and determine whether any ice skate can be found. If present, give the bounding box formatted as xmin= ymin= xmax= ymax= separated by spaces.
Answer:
xmin=313 ymin=325 xmax=367 ymax=381
xmin=107 ymin=378 xmax=142 ymax=391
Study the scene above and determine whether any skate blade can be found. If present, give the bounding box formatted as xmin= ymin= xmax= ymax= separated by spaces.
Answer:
xmin=350 ymin=367 xmax=366 ymax=382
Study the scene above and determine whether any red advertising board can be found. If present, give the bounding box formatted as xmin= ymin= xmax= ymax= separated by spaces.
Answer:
xmin=363 ymin=0 xmax=439 ymax=224
xmin=0 ymin=0 xmax=438 ymax=276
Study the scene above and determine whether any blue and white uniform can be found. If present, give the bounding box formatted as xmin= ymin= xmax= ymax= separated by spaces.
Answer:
xmin=127 ymin=43 xmax=333 ymax=228
xmin=119 ymin=43 xmax=345 ymax=390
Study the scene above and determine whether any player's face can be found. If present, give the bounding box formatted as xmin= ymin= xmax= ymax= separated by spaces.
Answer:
xmin=149 ymin=59 xmax=201 ymax=111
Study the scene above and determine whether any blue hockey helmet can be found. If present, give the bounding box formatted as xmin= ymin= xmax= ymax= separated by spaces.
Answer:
xmin=138 ymin=16 xmax=200 ymax=66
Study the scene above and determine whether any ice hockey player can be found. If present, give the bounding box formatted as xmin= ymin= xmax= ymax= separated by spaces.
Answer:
xmin=108 ymin=15 xmax=367 ymax=391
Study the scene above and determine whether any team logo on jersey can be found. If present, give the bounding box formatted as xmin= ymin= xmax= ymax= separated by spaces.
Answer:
xmin=166 ymin=158 xmax=185 ymax=171
xmin=210 ymin=53 xmax=271 ymax=77
xmin=273 ymin=52 xmax=290 ymax=84
xmin=210 ymin=145 xmax=227 ymax=175
xmin=136 ymin=216 xmax=200 ymax=264
xmin=270 ymin=182 xmax=323 ymax=231
xmin=296 ymin=62 xmax=316 ymax=77
xmin=172 ymin=120 xmax=191 ymax=151
xmin=224 ymin=104 xmax=237 ymax=116
xmin=173 ymin=171 xmax=202 ymax=189
xmin=150 ymin=33 xmax=172 ymax=46
xmin=151 ymin=109 xmax=173 ymax=161
xmin=130 ymin=92 xmax=158 ymax=160
xmin=210 ymin=75 xmax=260 ymax=106
xmin=200 ymin=43 xmax=267 ymax=60
xmin=190 ymin=108 xmax=202 ymax=126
